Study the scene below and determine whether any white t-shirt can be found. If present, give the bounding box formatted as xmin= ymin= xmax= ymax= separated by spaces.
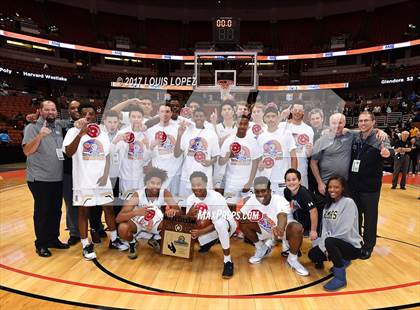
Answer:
xmin=180 ymin=127 xmax=220 ymax=183
xmin=113 ymin=126 xmax=151 ymax=181
xmin=100 ymin=125 xmax=119 ymax=178
xmin=247 ymin=123 xmax=267 ymax=140
xmin=220 ymin=134 xmax=262 ymax=189
xmin=241 ymin=194 xmax=292 ymax=233
xmin=63 ymin=127 xmax=112 ymax=191
xmin=257 ymin=128 xmax=296 ymax=183
xmin=280 ymin=121 xmax=314 ymax=176
xmin=186 ymin=190 xmax=234 ymax=222
xmin=215 ymin=122 xmax=236 ymax=141
xmin=146 ymin=120 xmax=183 ymax=178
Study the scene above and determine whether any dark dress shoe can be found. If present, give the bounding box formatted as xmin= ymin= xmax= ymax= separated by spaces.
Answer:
xmin=67 ymin=236 xmax=80 ymax=246
xmin=360 ymin=248 xmax=372 ymax=260
xmin=36 ymin=247 xmax=52 ymax=257
xmin=49 ymin=240 xmax=70 ymax=249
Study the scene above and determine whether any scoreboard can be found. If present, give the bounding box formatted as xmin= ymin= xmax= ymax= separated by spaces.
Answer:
xmin=213 ymin=17 xmax=240 ymax=44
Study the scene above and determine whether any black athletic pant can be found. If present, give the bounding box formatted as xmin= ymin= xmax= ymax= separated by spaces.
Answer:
xmin=27 ymin=181 xmax=63 ymax=248
xmin=352 ymin=191 xmax=380 ymax=250
xmin=308 ymin=237 xmax=361 ymax=267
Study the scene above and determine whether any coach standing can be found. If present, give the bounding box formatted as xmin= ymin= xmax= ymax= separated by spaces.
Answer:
xmin=23 ymin=100 xmax=69 ymax=257
xmin=348 ymin=111 xmax=392 ymax=260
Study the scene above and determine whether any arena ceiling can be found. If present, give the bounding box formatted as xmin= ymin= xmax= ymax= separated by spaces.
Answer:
xmin=47 ymin=0 xmax=411 ymax=21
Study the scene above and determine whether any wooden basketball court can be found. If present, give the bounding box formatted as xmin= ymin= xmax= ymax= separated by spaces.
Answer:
xmin=0 ymin=174 xmax=419 ymax=309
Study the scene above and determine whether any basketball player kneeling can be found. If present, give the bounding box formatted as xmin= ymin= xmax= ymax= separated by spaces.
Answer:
xmin=116 ymin=167 xmax=180 ymax=259
xmin=185 ymin=171 xmax=237 ymax=279
xmin=239 ymin=176 xmax=309 ymax=276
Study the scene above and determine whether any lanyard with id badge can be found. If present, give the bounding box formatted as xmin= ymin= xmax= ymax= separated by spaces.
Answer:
xmin=49 ymin=125 xmax=65 ymax=161
xmin=351 ymin=139 xmax=366 ymax=173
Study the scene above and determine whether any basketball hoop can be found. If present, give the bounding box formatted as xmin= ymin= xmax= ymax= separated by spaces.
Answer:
xmin=217 ymin=80 xmax=234 ymax=101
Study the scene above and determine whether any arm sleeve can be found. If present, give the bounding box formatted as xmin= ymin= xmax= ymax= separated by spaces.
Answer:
xmin=311 ymin=138 xmax=324 ymax=160
xmin=210 ymin=132 xmax=221 ymax=157
xmin=300 ymin=187 xmax=316 ymax=211
xmin=22 ymin=124 xmax=37 ymax=146
xmin=220 ymin=137 xmax=230 ymax=156
xmin=251 ymin=139 xmax=262 ymax=160
xmin=286 ymin=131 xmax=297 ymax=152
xmin=283 ymin=188 xmax=292 ymax=202
xmin=62 ymin=127 xmax=79 ymax=149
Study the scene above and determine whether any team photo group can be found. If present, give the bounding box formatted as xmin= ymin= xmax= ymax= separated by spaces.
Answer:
xmin=23 ymin=93 xmax=395 ymax=292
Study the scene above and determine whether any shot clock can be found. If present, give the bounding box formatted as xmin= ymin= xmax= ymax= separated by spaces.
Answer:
xmin=213 ymin=17 xmax=240 ymax=44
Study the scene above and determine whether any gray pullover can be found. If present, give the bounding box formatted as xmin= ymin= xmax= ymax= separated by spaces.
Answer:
xmin=318 ymin=197 xmax=362 ymax=252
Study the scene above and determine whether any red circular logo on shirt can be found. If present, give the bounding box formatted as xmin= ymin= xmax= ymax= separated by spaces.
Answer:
xmin=263 ymin=157 xmax=275 ymax=168
xmin=249 ymin=209 xmax=263 ymax=222
xmin=155 ymin=131 xmax=167 ymax=143
xmin=180 ymin=107 xmax=190 ymax=117
xmin=87 ymin=123 xmax=100 ymax=138
xmin=297 ymin=134 xmax=309 ymax=145
xmin=196 ymin=202 xmax=208 ymax=212
xmin=125 ymin=132 xmax=135 ymax=143
xmin=194 ymin=151 xmax=205 ymax=162
xmin=252 ymin=124 xmax=262 ymax=135
xmin=144 ymin=209 xmax=156 ymax=221
xmin=230 ymin=142 xmax=241 ymax=154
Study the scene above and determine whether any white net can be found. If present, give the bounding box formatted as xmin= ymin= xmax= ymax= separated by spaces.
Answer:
xmin=217 ymin=80 xmax=234 ymax=101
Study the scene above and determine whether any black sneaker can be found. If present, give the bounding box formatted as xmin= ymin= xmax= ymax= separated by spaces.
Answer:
xmin=391 ymin=186 xmax=396 ymax=189
xmin=128 ymin=242 xmax=138 ymax=260
xmin=109 ymin=237 xmax=129 ymax=251
xmin=83 ymin=244 xmax=96 ymax=260
xmin=147 ymin=238 xmax=161 ymax=253
xmin=400 ymin=187 xmax=406 ymax=190
xmin=222 ymin=261 xmax=234 ymax=279
xmin=199 ymin=239 xmax=218 ymax=253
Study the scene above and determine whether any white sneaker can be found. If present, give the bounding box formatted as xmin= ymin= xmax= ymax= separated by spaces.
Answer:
xmin=265 ymin=238 xmax=277 ymax=248
xmin=287 ymin=257 xmax=309 ymax=276
xmin=109 ymin=238 xmax=129 ymax=251
xmin=83 ymin=244 xmax=97 ymax=260
xmin=249 ymin=244 xmax=272 ymax=264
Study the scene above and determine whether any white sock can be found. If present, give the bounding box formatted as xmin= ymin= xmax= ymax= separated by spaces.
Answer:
xmin=81 ymin=238 xmax=90 ymax=248
xmin=288 ymin=253 xmax=298 ymax=261
xmin=110 ymin=230 xmax=117 ymax=241
xmin=255 ymin=240 xmax=264 ymax=248
xmin=224 ymin=255 xmax=232 ymax=263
